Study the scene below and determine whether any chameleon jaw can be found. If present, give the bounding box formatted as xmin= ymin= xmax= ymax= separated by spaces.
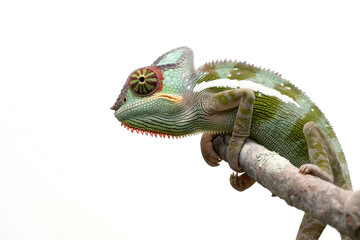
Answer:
xmin=120 ymin=122 xmax=175 ymax=139
xmin=120 ymin=121 xmax=228 ymax=139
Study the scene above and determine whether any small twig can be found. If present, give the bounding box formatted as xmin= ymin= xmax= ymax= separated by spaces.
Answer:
xmin=213 ymin=134 xmax=360 ymax=239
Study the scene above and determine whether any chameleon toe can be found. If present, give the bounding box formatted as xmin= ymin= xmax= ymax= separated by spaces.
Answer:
xmin=229 ymin=172 xmax=255 ymax=192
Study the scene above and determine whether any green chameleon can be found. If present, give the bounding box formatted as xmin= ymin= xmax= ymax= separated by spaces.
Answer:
xmin=111 ymin=47 xmax=352 ymax=239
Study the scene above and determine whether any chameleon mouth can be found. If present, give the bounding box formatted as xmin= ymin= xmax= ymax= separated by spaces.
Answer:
xmin=120 ymin=122 xmax=176 ymax=139
xmin=120 ymin=121 xmax=205 ymax=139
xmin=120 ymin=121 xmax=231 ymax=140
xmin=120 ymin=121 xmax=228 ymax=140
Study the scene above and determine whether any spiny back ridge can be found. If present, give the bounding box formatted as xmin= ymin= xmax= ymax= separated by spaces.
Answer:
xmin=197 ymin=60 xmax=282 ymax=78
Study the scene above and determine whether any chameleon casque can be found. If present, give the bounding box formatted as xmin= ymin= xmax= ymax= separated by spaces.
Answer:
xmin=111 ymin=47 xmax=352 ymax=239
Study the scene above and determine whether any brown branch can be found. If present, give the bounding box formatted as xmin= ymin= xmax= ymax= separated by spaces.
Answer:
xmin=212 ymin=134 xmax=360 ymax=239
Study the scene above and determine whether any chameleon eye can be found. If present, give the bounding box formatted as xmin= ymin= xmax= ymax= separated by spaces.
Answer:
xmin=128 ymin=67 xmax=163 ymax=96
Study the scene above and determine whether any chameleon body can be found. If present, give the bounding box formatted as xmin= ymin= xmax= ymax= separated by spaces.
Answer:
xmin=111 ymin=47 xmax=351 ymax=239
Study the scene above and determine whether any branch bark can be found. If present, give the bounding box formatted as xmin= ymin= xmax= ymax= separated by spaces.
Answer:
xmin=212 ymin=134 xmax=360 ymax=239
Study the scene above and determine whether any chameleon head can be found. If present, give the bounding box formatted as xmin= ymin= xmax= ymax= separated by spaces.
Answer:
xmin=111 ymin=47 xmax=199 ymax=137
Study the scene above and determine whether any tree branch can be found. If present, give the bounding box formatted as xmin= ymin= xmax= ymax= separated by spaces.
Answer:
xmin=212 ymin=134 xmax=360 ymax=239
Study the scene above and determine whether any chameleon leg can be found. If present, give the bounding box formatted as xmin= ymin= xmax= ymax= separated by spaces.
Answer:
xmin=297 ymin=121 xmax=351 ymax=240
xmin=201 ymin=88 xmax=256 ymax=192
xmin=227 ymin=88 xmax=255 ymax=172
xmin=296 ymin=121 xmax=331 ymax=240
xmin=227 ymin=89 xmax=255 ymax=191
xmin=296 ymin=214 xmax=326 ymax=240
xmin=299 ymin=122 xmax=334 ymax=182
xmin=305 ymin=122 xmax=350 ymax=190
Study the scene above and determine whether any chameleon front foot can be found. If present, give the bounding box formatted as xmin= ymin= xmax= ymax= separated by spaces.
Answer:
xmin=230 ymin=172 xmax=256 ymax=192
xmin=200 ymin=133 xmax=222 ymax=167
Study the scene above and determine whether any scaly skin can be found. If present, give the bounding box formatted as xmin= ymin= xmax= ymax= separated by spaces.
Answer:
xmin=111 ymin=46 xmax=350 ymax=184
xmin=111 ymin=47 xmax=352 ymax=239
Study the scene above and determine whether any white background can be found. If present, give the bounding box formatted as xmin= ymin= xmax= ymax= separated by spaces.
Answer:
xmin=1 ymin=0 xmax=359 ymax=239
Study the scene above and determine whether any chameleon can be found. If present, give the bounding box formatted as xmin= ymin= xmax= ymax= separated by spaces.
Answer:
xmin=111 ymin=46 xmax=352 ymax=239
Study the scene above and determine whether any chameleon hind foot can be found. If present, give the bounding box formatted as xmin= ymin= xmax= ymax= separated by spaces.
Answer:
xmin=230 ymin=172 xmax=256 ymax=192
xmin=296 ymin=121 xmax=334 ymax=240
xmin=299 ymin=164 xmax=331 ymax=182
xmin=300 ymin=121 xmax=334 ymax=181
xmin=200 ymin=132 xmax=222 ymax=167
